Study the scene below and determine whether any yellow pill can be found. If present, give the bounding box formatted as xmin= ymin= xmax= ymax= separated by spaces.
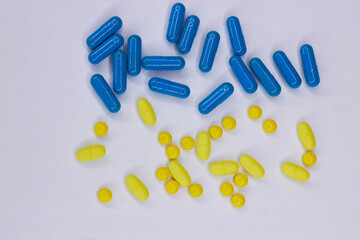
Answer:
xmin=76 ymin=145 xmax=106 ymax=161
xmin=220 ymin=182 xmax=234 ymax=196
xmin=209 ymin=125 xmax=223 ymax=139
xmin=209 ymin=161 xmax=239 ymax=175
xmin=137 ymin=98 xmax=156 ymax=126
xmin=222 ymin=116 xmax=236 ymax=130
xmin=231 ymin=193 xmax=245 ymax=208
xmin=181 ymin=136 xmax=195 ymax=150
xmin=98 ymin=188 xmax=112 ymax=202
xmin=298 ymin=122 xmax=316 ymax=150
xmin=196 ymin=131 xmax=211 ymax=160
xmin=281 ymin=162 xmax=310 ymax=182
xmin=94 ymin=122 xmax=108 ymax=136
xmin=239 ymin=154 xmax=265 ymax=178
xmin=248 ymin=105 xmax=262 ymax=119
xmin=189 ymin=183 xmax=203 ymax=197
xmin=125 ymin=174 xmax=149 ymax=201
xmin=233 ymin=173 xmax=248 ymax=187
xmin=165 ymin=180 xmax=179 ymax=194
xmin=158 ymin=132 xmax=172 ymax=145
xmin=263 ymin=119 xmax=277 ymax=133
xmin=166 ymin=145 xmax=180 ymax=159
xmin=168 ymin=160 xmax=191 ymax=187
xmin=302 ymin=152 xmax=317 ymax=166
xmin=156 ymin=167 xmax=170 ymax=181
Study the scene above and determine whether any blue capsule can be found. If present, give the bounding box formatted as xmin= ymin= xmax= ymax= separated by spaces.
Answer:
xmin=229 ymin=55 xmax=257 ymax=94
xmin=249 ymin=58 xmax=281 ymax=97
xmin=177 ymin=15 xmax=200 ymax=54
xmin=90 ymin=74 xmax=121 ymax=113
xmin=199 ymin=31 xmax=220 ymax=73
xmin=198 ymin=82 xmax=234 ymax=114
xmin=142 ymin=56 xmax=185 ymax=70
xmin=86 ymin=16 xmax=122 ymax=49
xmin=273 ymin=51 xmax=302 ymax=89
xmin=226 ymin=16 xmax=246 ymax=56
xmin=127 ymin=35 xmax=142 ymax=76
xmin=300 ymin=44 xmax=320 ymax=87
xmin=166 ymin=3 xmax=186 ymax=43
xmin=88 ymin=34 xmax=124 ymax=64
xmin=148 ymin=77 xmax=190 ymax=99
xmin=113 ymin=50 xmax=127 ymax=94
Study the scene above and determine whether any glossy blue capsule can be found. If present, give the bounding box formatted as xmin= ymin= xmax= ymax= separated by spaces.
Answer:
xmin=166 ymin=3 xmax=185 ymax=43
xmin=249 ymin=58 xmax=281 ymax=97
xmin=113 ymin=50 xmax=127 ymax=94
xmin=199 ymin=31 xmax=220 ymax=73
xmin=226 ymin=16 xmax=246 ymax=56
xmin=90 ymin=74 xmax=121 ymax=113
xmin=273 ymin=51 xmax=302 ymax=89
xmin=198 ymin=82 xmax=234 ymax=114
xmin=142 ymin=56 xmax=185 ymax=70
xmin=229 ymin=55 xmax=257 ymax=93
xmin=300 ymin=44 xmax=320 ymax=87
xmin=177 ymin=15 xmax=200 ymax=54
xmin=88 ymin=34 xmax=124 ymax=64
xmin=127 ymin=35 xmax=142 ymax=76
xmin=148 ymin=77 xmax=190 ymax=99
xmin=86 ymin=16 xmax=122 ymax=49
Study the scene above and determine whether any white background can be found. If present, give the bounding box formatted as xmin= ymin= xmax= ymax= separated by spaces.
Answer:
xmin=0 ymin=0 xmax=359 ymax=239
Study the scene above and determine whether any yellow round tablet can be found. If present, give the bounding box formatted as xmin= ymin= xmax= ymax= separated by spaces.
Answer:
xmin=263 ymin=119 xmax=277 ymax=133
xmin=220 ymin=182 xmax=234 ymax=196
xmin=248 ymin=105 xmax=262 ymax=119
xmin=233 ymin=173 xmax=248 ymax=187
xmin=165 ymin=180 xmax=179 ymax=194
xmin=209 ymin=125 xmax=223 ymax=139
xmin=189 ymin=183 xmax=203 ymax=197
xmin=166 ymin=145 xmax=180 ymax=159
xmin=94 ymin=122 xmax=108 ymax=136
xmin=156 ymin=167 xmax=170 ymax=181
xmin=158 ymin=132 xmax=172 ymax=145
xmin=222 ymin=116 xmax=236 ymax=130
xmin=231 ymin=193 xmax=245 ymax=208
xmin=302 ymin=152 xmax=317 ymax=166
xmin=98 ymin=188 xmax=112 ymax=202
xmin=181 ymin=136 xmax=195 ymax=150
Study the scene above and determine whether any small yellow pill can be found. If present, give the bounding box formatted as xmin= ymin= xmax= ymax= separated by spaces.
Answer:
xmin=231 ymin=193 xmax=245 ymax=208
xmin=76 ymin=145 xmax=106 ymax=161
xmin=165 ymin=180 xmax=179 ymax=194
xmin=181 ymin=136 xmax=195 ymax=150
xmin=298 ymin=122 xmax=316 ymax=150
xmin=168 ymin=160 xmax=191 ymax=187
xmin=166 ymin=145 xmax=180 ymax=159
xmin=220 ymin=182 xmax=234 ymax=196
xmin=189 ymin=183 xmax=203 ymax=197
xmin=239 ymin=154 xmax=265 ymax=178
xmin=156 ymin=167 xmax=170 ymax=181
xmin=196 ymin=131 xmax=211 ymax=160
xmin=233 ymin=173 xmax=248 ymax=187
xmin=158 ymin=132 xmax=172 ymax=145
xmin=209 ymin=125 xmax=223 ymax=139
xmin=125 ymin=174 xmax=149 ymax=201
xmin=209 ymin=161 xmax=239 ymax=175
xmin=98 ymin=188 xmax=112 ymax=203
xmin=248 ymin=105 xmax=262 ymax=119
xmin=94 ymin=122 xmax=108 ymax=136
xmin=281 ymin=162 xmax=310 ymax=182
xmin=137 ymin=98 xmax=156 ymax=126
xmin=302 ymin=152 xmax=317 ymax=166
xmin=222 ymin=116 xmax=236 ymax=130
xmin=263 ymin=119 xmax=277 ymax=133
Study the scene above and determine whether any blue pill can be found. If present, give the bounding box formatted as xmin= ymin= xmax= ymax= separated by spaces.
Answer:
xmin=86 ymin=16 xmax=122 ymax=49
xmin=229 ymin=55 xmax=257 ymax=94
xmin=199 ymin=31 xmax=220 ymax=73
xmin=226 ymin=16 xmax=246 ymax=56
xmin=113 ymin=50 xmax=127 ymax=94
xmin=142 ymin=56 xmax=185 ymax=70
xmin=198 ymin=82 xmax=234 ymax=114
xmin=166 ymin=3 xmax=186 ymax=43
xmin=90 ymin=74 xmax=121 ymax=113
xmin=148 ymin=77 xmax=190 ymax=99
xmin=300 ymin=44 xmax=320 ymax=87
xmin=88 ymin=34 xmax=124 ymax=64
xmin=127 ymin=35 xmax=142 ymax=76
xmin=273 ymin=51 xmax=302 ymax=89
xmin=249 ymin=58 xmax=281 ymax=97
xmin=177 ymin=15 xmax=200 ymax=54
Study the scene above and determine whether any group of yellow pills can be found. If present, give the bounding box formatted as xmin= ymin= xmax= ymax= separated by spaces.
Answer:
xmin=248 ymin=105 xmax=277 ymax=133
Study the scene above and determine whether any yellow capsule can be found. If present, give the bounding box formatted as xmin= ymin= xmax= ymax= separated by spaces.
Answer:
xmin=98 ymin=188 xmax=112 ymax=203
xmin=137 ymin=98 xmax=156 ymax=126
xmin=76 ymin=145 xmax=106 ymax=161
xmin=298 ymin=122 xmax=316 ymax=150
xmin=248 ymin=105 xmax=262 ymax=119
xmin=220 ymin=182 xmax=234 ymax=196
xmin=158 ymin=132 xmax=172 ymax=145
xmin=231 ymin=193 xmax=245 ymax=208
xmin=209 ymin=125 xmax=223 ymax=139
xmin=181 ymin=136 xmax=195 ymax=150
xmin=196 ymin=131 xmax=211 ymax=160
xmin=209 ymin=161 xmax=239 ymax=175
xmin=302 ymin=152 xmax=317 ymax=166
xmin=156 ymin=167 xmax=170 ymax=181
xmin=168 ymin=160 xmax=191 ymax=187
xmin=263 ymin=119 xmax=277 ymax=133
xmin=94 ymin=122 xmax=108 ymax=136
xmin=125 ymin=174 xmax=149 ymax=201
xmin=165 ymin=180 xmax=179 ymax=194
xmin=239 ymin=154 xmax=265 ymax=178
xmin=222 ymin=116 xmax=236 ymax=130
xmin=233 ymin=173 xmax=248 ymax=187
xmin=166 ymin=145 xmax=180 ymax=159
xmin=189 ymin=183 xmax=203 ymax=197
xmin=281 ymin=162 xmax=310 ymax=182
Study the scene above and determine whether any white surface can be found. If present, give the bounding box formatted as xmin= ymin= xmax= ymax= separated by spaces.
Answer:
xmin=0 ymin=0 xmax=359 ymax=239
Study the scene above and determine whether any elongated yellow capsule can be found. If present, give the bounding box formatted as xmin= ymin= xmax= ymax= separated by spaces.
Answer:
xmin=209 ymin=161 xmax=239 ymax=175
xmin=196 ymin=131 xmax=211 ymax=160
xmin=168 ymin=160 xmax=191 ymax=187
xmin=281 ymin=162 xmax=310 ymax=182
xmin=297 ymin=122 xmax=316 ymax=150
xmin=76 ymin=145 xmax=106 ymax=161
xmin=125 ymin=174 xmax=149 ymax=201
xmin=239 ymin=154 xmax=265 ymax=178
xmin=137 ymin=98 xmax=156 ymax=126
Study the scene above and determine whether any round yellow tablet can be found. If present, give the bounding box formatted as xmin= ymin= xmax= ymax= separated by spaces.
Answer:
xmin=158 ymin=132 xmax=172 ymax=145
xmin=248 ymin=105 xmax=262 ymax=119
xmin=263 ymin=119 xmax=277 ymax=133
xmin=220 ymin=182 xmax=234 ymax=196
xmin=222 ymin=116 xmax=236 ymax=130
xmin=302 ymin=152 xmax=317 ymax=166
xmin=209 ymin=125 xmax=223 ymax=139
xmin=156 ymin=167 xmax=170 ymax=181
xmin=94 ymin=122 xmax=108 ymax=136
xmin=166 ymin=145 xmax=180 ymax=159
xmin=233 ymin=173 xmax=248 ymax=187
xmin=231 ymin=193 xmax=245 ymax=208
xmin=189 ymin=183 xmax=203 ymax=197
xmin=165 ymin=180 xmax=179 ymax=194
xmin=98 ymin=188 xmax=112 ymax=202
xmin=181 ymin=136 xmax=195 ymax=150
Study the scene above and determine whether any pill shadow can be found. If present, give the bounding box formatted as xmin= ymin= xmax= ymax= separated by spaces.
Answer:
xmin=73 ymin=138 xmax=109 ymax=169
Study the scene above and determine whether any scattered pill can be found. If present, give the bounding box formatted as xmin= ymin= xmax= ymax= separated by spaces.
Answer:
xmin=98 ymin=188 xmax=112 ymax=203
xmin=87 ymin=16 xmax=122 ymax=49
xmin=226 ymin=16 xmax=246 ymax=56
xmin=125 ymin=174 xmax=149 ymax=201
xmin=148 ymin=77 xmax=190 ymax=98
xmin=239 ymin=154 xmax=265 ymax=178
xmin=297 ymin=122 xmax=316 ymax=150
xmin=273 ymin=50 xmax=302 ymax=88
xmin=158 ymin=132 xmax=172 ymax=145
xmin=302 ymin=152 xmax=317 ymax=166
xmin=222 ymin=116 xmax=236 ymax=130
xmin=248 ymin=105 xmax=262 ymax=119
xmin=300 ymin=44 xmax=320 ymax=87
xmin=210 ymin=161 xmax=239 ymax=175
xmin=94 ymin=122 xmax=108 ymax=136
xmin=209 ymin=125 xmax=223 ymax=139
xmin=165 ymin=180 xmax=180 ymax=194
xmin=181 ymin=136 xmax=195 ymax=150
xmin=156 ymin=167 xmax=171 ymax=181
xmin=168 ymin=160 xmax=191 ymax=187
xmin=199 ymin=31 xmax=220 ymax=72
xmin=231 ymin=193 xmax=245 ymax=208
xmin=88 ymin=33 xmax=124 ymax=64
xmin=177 ymin=15 xmax=200 ymax=54
xmin=142 ymin=56 xmax=185 ymax=70
xmin=189 ymin=183 xmax=203 ymax=197
xmin=127 ymin=35 xmax=142 ymax=76
xmin=196 ymin=131 xmax=211 ymax=160
xmin=198 ymin=82 xmax=234 ymax=114
xmin=281 ymin=162 xmax=310 ymax=182
xmin=76 ymin=145 xmax=106 ymax=161
xmin=233 ymin=173 xmax=248 ymax=187
xmin=91 ymin=74 xmax=121 ymax=113
xmin=113 ymin=49 xmax=127 ymax=94
xmin=229 ymin=55 xmax=257 ymax=94
xmin=263 ymin=119 xmax=277 ymax=133
xmin=137 ymin=98 xmax=156 ymax=126
xmin=166 ymin=145 xmax=180 ymax=159
xmin=220 ymin=182 xmax=234 ymax=196
xmin=166 ymin=3 xmax=186 ymax=43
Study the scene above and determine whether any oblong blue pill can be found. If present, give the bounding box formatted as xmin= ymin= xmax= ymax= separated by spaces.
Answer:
xmin=226 ymin=16 xmax=246 ymax=56
xmin=229 ymin=55 xmax=257 ymax=93
xmin=249 ymin=58 xmax=281 ymax=97
xmin=148 ymin=77 xmax=190 ymax=99
xmin=88 ymin=33 xmax=124 ymax=64
xmin=142 ymin=56 xmax=185 ymax=70
xmin=166 ymin=3 xmax=185 ymax=43
xmin=273 ymin=51 xmax=302 ymax=89
xmin=177 ymin=15 xmax=200 ymax=54
xmin=86 ymin=16 xmax=122 ymax=49
xmin=300 ymin=44 xmax=320 ymax=87
xmin=127 ymin=35 xmax=142 ymax=76
xmin=113 ymin=50 xmax=127 ymax=94
xmin=199 ymin=31 xmax=220 ymax=73
xmin=90 ymin=74 xmax=121 ymax=113
xmin=198 ymin=82 xmax=234 ymax=114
